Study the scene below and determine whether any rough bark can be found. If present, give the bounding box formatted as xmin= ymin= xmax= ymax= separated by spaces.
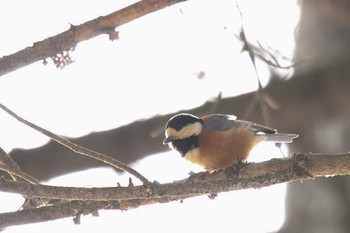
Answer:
xmin=1 ymin=152 xmax=350 ymax=229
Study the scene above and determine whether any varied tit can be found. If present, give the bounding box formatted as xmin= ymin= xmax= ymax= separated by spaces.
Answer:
xmin=163 ymin=113 xmax=298 ymax=172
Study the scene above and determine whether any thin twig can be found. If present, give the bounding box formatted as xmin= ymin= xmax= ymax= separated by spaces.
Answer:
xmin=235 ymin=2 xmax=294 ymax=70
xmin=0 ymin=103 xmax=150 ymax=185
xmin=0 ymin=164 xmax=38 ymax=184
xmin=236 ymin=3 xmax=278 ymax=124
xmin=0 ymin=146 xmax=38 ymax=184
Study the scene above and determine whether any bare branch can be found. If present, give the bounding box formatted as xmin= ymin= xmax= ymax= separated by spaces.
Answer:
xmin=0 ymin=103 xmax=150 ymax=185
xmin=0 ymin=0 xmax=186 ymax=76
xmin=4 ymin=152 xmax=350 ymax=201
xmin=0 ymin=146 xmax=38 ymax=184
xmin=1 ymin=152 xmax=350 ymax=228
xmin=0 ymin=200 xmax=119 ymax=229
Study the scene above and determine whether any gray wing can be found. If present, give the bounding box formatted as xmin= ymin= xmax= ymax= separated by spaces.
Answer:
xmin=204 ymin=114 xmax=276 ymax=134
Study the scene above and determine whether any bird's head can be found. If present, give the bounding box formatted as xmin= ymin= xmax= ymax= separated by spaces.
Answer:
xmin=163 ymin=113 xmax=204 ymax=145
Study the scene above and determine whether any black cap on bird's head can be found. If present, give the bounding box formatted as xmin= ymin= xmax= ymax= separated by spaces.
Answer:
xmin=163 ymin=113 xmax=203 ymax=144
xmin=165 ymin=113 xmax=202 ymax=130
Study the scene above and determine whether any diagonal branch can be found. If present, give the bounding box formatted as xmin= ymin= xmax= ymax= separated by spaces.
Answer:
xmin=0 ymin=146 xmax=38 ymax=184
xmin=0 ymin=0 xmax=186 ymax=76
xmin=1 ymin=152 xmax=350 ymax=228
xmin=0 ymin=103 xmax=150 ymax=185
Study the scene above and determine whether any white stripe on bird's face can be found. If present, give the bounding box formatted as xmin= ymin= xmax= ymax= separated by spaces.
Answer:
xmin=165 ymin=122 xmax=203 ymax=141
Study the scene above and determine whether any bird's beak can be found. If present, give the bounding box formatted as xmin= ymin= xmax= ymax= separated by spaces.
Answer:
xmin=163 ymin=136 xmax=176 ymax=145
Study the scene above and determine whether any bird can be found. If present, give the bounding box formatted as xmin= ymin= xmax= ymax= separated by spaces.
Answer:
xmin=163 ymin=113 xmax=298 ymax=172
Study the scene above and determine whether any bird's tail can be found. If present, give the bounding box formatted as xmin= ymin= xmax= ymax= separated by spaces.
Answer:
xmin=264 ymin=133 xmax=299 ymax=143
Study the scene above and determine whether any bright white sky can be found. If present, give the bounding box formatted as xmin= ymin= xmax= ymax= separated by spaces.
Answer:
xmin=0 ymin=0 xmax=299 ymax=232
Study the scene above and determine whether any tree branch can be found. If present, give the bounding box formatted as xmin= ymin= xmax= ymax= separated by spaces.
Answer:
xmin=0 ymin=200 xmax=119 ymax=229
xmin=0 ymin=103 xmax=150 ymax=185
xmin=1 ymin=152 xmax=350 ymax=228
xmin=0 ymin=146 xmax=38 ymax=184
xmin=0 ymin=0 xmax=186 ymax=76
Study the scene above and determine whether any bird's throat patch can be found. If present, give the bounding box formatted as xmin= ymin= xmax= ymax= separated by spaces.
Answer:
xmin=170 ymin=135 xmax=199 ymax=157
